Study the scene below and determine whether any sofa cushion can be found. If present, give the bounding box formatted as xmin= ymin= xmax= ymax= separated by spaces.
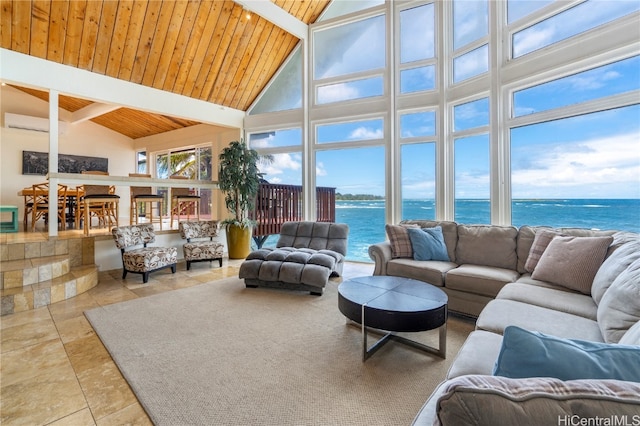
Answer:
xmin=619 ymin=321 xmax=640 ymax=346
xmin=476 ymin=299 xmax=604 ymax=341
xmin=493 ymin=326 xmax=640 ymax=382
xmin=446 ymin=330 xmax=503 ymax=379
xmin=432 ymin=375 xmax=640 ymax=426
xmin=496 ymin=282 xmax=598 ymax=320
xmin=592 ymin=238 xmax=640 ymax=305
xmin=387 ymin=258 xmax=456 ymax=287
xmin=531 ymin=235 xmax=613 ymax=294
xmin=515 ymin=273 xmax=565 ymax=289
xmin=407 ymin=227 xmax=449 ymax=261
xmin=456 ymin=225 xmax=518 ymax=270
xmin=597 ymin=258 xmax=640 ymax=343
xmin=385 ymin=223 xmax=418 ymax=258
xmin=524 ymin=229 xmax=562 ymax=273
xmin=445 ymin=265 xmax=520 ymax=298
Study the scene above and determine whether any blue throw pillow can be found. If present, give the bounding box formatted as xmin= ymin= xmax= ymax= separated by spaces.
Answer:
xmin=406 ymin=226 xmax=450 ymax=261
xmin=493 ymin=326 xmax=640 ymax=382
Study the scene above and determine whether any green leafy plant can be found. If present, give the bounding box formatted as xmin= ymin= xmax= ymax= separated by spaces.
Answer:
xmin=218 ymin=140 xmax=270 ymax=228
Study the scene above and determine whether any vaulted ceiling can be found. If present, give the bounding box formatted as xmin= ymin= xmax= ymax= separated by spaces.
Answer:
xmin=1 ymin=0 xmax=330 ymax=138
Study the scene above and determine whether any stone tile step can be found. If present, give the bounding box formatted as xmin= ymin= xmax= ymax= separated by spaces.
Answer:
xmin=0 ymin=265 xmax=99 ymax=316
xmin=0 ymin=255 xmax=71 ymax=289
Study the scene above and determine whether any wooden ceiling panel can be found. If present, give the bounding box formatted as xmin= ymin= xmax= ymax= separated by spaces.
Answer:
xmin=2 ymin=0 xmax=331 ymax=138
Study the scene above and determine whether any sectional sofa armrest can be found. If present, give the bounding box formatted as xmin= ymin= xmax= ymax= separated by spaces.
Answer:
xmin=368 ymin=242 xmax=393 ymax=276
xmin=423 ymin=375 xmax=640 ymax=426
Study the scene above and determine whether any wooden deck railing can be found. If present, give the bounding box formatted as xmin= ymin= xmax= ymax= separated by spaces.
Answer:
xmin=250 ymin=183 xmax=336 ymax=247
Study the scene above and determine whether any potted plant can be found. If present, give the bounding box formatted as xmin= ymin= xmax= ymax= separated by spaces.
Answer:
xmin=218 ymin=140 xmax=267 ymax=259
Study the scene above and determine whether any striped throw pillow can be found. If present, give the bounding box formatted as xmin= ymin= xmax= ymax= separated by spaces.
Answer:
xmin=385 ymin=224 xmax=418 ymax=258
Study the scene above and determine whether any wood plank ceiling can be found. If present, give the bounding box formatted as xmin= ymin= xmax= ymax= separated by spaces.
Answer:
xmin=0 ymin=0 xmax=330 ymax=139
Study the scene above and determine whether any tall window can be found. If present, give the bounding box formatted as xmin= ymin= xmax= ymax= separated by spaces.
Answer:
xmin=313 ymin=13 xmax=386 ymax=104
xmin=452 ymin=0 xmax=488 ymax=83
xmin=249 ymin=48 xmax=302 ymax=114
xmin=511 ymin=105 xmax=640 ymax=229
xmin=453 ymin=97 xmax=490 ymax=223
xmin=399 ymin=110 xmax=437 ymax=220
xmin=399 ymin=3 xmax=436 ymax=94
xmin=512 ymin=0 xmax=640 ymax=58
xmin=316 ymin=146 xmax=385 ymax=261
xmin=244 ymin=1 xmax=640 ymax=262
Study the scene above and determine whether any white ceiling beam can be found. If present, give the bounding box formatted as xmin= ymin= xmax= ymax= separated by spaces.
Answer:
xmin=0 ymin=48 xmax=245 ymax=128
xmin=69 ymin=103 xmax=121 ymax=124
xmin=235 ymin=0 xmax=308 ymax=40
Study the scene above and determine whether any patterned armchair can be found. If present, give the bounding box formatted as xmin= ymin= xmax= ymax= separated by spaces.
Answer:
xmin=112 ymin=224 xmax=177 ymax=283
xmin=179 ymin=220 xmax=224 ymax=270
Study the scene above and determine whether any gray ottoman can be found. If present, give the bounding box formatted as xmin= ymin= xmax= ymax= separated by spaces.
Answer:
xmin=239 ymin=221 xmax=349 ymax=295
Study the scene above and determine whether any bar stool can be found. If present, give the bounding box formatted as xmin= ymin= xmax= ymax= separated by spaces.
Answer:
xmin=129 ymin=173 xmax=163 ymax=230
xmin=170 ymin=175 xmax=200 ymax=228
xmin=77 ymin=171 xmax=120 ymax=235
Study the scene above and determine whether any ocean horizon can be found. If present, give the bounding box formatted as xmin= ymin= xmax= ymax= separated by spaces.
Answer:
xmin=257 ymin=198 xmax=639 ymax=262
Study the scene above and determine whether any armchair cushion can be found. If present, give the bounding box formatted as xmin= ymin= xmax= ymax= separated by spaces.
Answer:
xmin=123 ymin=247 xmax=178 ymax=273
xmin=112 ymin=223 xmax=156 ymax=249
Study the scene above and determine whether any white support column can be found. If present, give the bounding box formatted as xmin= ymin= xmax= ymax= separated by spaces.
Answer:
xmin=302 ymin=36 xmax=315 ymax=221
xmin=387 ymin=2 xmax=398 ymax=225
xmin=437 ymin=1 xmax=455 ymax=221
xmin=48 ymin=90 xmax=60 ymax=237
xmin=489 ymin=0 xmax=509 ymax=225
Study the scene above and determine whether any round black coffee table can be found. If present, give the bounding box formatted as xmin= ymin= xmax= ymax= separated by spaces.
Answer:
xmin=338 ymin=275 xmax=448 ymax=361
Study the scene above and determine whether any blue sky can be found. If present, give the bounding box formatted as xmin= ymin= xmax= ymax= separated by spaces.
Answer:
xmin=250 ymin=1 xmax=640 ymax=200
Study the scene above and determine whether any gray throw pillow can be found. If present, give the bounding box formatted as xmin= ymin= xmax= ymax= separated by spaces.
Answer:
xmin=531 ymin=235 xmax=613 ymax=294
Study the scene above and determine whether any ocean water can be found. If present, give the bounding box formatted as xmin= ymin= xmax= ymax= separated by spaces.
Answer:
xmin=335 ymin=199 xmax=640 ymax=262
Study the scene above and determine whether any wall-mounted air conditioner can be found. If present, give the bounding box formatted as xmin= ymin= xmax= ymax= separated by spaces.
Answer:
xmin=3 ymin=112 xmax=68 ymax=134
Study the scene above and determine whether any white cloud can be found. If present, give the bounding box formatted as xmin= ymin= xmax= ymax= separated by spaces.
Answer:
xmin=316 ymin=161 xmax=327 ymax=177
xmin=454 ymin=45 xmax=488 ymax=82
xmin=317 ymin=83 xmax=360 ymax=104
xmin=349 ymin=126 xmax=383 ymax=140
xmin=259 ymin=153 xmax=301 ymax=179
xmin=512 ymin=132 xmax=640 ymax=198
xmin=250 ymin=134 xmax=275 ymax=148
xmin=513 ymin=26 xmax=555 ymax=57
xmin=567 ymin=70 xmax=622 ymax=91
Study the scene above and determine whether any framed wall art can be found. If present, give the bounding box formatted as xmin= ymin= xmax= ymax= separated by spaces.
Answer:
xmin=22 ymin=151 xmax=109 ymax=175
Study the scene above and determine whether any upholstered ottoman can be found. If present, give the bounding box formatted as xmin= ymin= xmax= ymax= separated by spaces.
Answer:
xmin=239 ymin=221 xmax=349 ymax=295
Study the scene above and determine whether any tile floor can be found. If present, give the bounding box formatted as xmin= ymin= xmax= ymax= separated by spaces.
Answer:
xmin=1 ymin=258 xmax=374 ymax=425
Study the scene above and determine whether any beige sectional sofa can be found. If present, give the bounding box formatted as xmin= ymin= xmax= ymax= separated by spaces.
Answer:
xmin=368 ymin=220 xmax=640 ymax=424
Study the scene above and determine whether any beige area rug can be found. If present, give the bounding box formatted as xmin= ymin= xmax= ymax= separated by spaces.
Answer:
xmin=85 ymin=277 xmax=475 ymax=425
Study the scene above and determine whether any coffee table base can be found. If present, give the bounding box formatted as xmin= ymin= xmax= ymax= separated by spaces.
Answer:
xmin=358 ymin=322 xmax=447 ymax=361
xmin=347 ymin=304 xmax=447 ymax=361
